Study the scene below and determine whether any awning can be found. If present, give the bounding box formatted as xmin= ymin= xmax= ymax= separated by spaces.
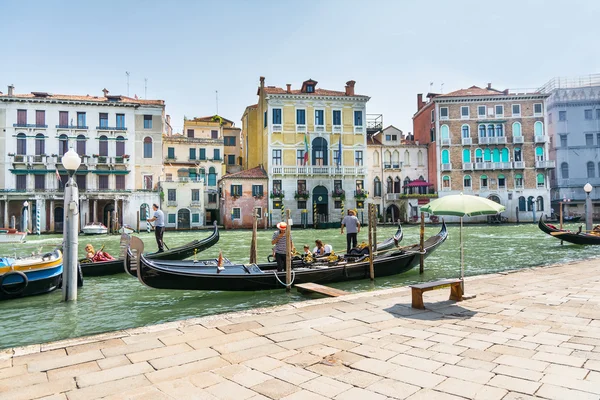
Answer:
xmin=405 ymin=179 xmax=433 ymax=188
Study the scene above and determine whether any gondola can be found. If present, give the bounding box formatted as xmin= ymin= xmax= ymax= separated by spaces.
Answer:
xmin=80 ymin=222 xmax=220 ymax=276
xmin=538 ymin=216 xmax=600 ymax=245
xmin=130 ymin=222 xmax=447 ymax=292
xmin=0 ymin=250 xmax=63 ymax=300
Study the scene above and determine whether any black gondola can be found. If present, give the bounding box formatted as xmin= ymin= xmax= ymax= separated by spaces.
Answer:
xmin=80 ymin=223 xmax=219 ymax=276
xmin=130 ymin=222 xmax=447 ymax=292
xmin=538 ymin=216 xmax=600 ymax=245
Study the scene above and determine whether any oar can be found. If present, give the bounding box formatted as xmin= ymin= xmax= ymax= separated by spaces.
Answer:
xmin=148 ymin=221 xmax=170 ymax=251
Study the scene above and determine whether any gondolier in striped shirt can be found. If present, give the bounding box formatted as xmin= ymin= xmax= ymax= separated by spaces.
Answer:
xmin=271 ymin=222 xmax=293 ymax=272
xmin=146 ymin=204 xmax=165 ymax=253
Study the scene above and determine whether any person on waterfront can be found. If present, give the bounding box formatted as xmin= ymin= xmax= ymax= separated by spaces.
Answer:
xmin=341 ymin=209 xmax=361 ymax=254
xmin=146 ymin=204 xmax=165 ymax=252
xmin=313 ymin=239 xmax=332 ymax=256
xmin=271 ymin=221 xmax=293 ymax=272
xmin=84 ymin=244 xmax=114 ymax=262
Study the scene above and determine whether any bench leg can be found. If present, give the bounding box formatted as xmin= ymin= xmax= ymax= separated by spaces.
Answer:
xmin=449 ymin=283 xmax=463 ymax=302
xmin=411 ymin=289 xmax=425 ymax=309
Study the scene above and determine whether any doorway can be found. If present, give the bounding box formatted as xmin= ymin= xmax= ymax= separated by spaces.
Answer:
xmin=312 ymin=185 xmax=329 ymax=224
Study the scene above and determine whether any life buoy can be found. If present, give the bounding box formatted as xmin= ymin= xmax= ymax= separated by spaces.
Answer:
xmin=0 ymin=271 xmax=29 ymax=296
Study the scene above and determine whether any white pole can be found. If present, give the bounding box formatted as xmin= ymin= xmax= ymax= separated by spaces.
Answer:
xmin=36 ymin=206 xmax=40 ymax=235
xmin=460 ymin=216 xmax=464 ymax=294
xmin=146 ymin=206 xmax=151 ymax=233
xmin=62 ymin=174 xmax=79 ymax=301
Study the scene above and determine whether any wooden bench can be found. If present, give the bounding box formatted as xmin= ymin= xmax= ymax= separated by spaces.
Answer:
xmin=409 ymin=279 xmax=463 ymax=309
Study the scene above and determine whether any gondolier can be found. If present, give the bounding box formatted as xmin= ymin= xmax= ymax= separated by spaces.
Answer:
xmin=271 ymin=222 xmax=293 ymax=272
xmin=341 ymin=209 xmax=361 ymax=254
xmin=147 ymin=204 xmax=165 ymax=253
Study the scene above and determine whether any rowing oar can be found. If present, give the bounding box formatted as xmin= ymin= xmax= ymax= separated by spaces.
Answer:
xmin=148 ymin=221 xmax=170 ymax=250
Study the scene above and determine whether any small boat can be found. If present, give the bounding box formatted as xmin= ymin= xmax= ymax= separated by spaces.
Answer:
xmin=0 ymin=250 xmax=63 ymax=300
xmin=0 ymin=228 xmax=27 ymax=243
xmin=538 ymin=216 xmax=600 ymax=245
xmin=82 ymin=223 xmax=108 ymax=235
xmin=81 ymin=223 xmax=220 ymax=277
xmin=129 ymin=222 xmax=447 ymax=292
xmin=118 ymin=225 xmax=135 ymax=235
xmin=563 ymin=215 xmax=582 ymax=223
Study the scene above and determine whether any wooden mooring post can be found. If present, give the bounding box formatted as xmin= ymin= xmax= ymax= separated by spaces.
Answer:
xmin=250 ymin=208 xmax=258 ymax=264
xmin=285 ymin=209 xmax=292 ymax=292
xmin=419 ymin=212 xmax=425 ymax=274
xmin=137 ymin=211 xmax=140 ymax=233
xmin=368 ymin=203 xmax=375 ymax=281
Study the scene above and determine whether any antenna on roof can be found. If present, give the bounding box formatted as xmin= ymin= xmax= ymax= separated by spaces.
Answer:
xmin=429 ymin=82 xmax=433 ymax=92
xmin=216 ymin=90 xmax=219 ymax=115
xmin=125 ymin=71 xmax=130 ymax=96
xmin=144 ymin=78 xmax=148 ymax=99
xmin=441 ymin=83 xmax=444 ymax=93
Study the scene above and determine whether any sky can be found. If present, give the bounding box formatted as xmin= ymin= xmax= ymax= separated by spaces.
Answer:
xmin=1 ymin=0 xmax=599 ymax=133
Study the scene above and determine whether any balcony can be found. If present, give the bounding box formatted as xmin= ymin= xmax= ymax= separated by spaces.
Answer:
xmin=56 ymin=125 xmax=88 ymax=130
xmin=474 ymin=162 xmax=493 ymax=170
xmin=463 ymin=162 xmax=473 ymax=170
xmin=272 ymin=124 xmax=282 ymax=132
xmin=96 ymin=156 xmax=109 ymax=164
xmin=462 ymin=138 xmax=472 ymax=146
xmin=513 ymin=161 xmax=525 ymax=169
xmin=494 ymin=162 xmax=513 ymax=170
xmin=167 ymin=200 xmax=177 ymax=207
xmin=296 ymin=125 xmax=306 ymax=133
xmin=354 ymin=126 xmax=364 ymax=134
xmin=534 ymin=135 xmax=548 ymax=143
xmin=441 ymin=163 xmax=452 ymax=171
xmin=270 ymin=190 xmax=284 ymax=199
xmin=96 ymin=126 xmax=127 ymax=131
xmin=332 ymin=125 xmax=342 ymax=134
xmin=190 ymin=201 xmax=201 ymax=207
xmin=270 ymin=166 xmax=366 ymax=176
xmin=479 ymin=137 xmax=490 ymax=145
xmin=354 ymin=189 xmax=369 ymax=199
xmin=31 ymin=155 xmax=46 ymax=164
xmin=513 ymin=136 xmax=524 ymax=144
xmin=13 ymin=124 xmax=47 ymax=128
xmin=536 ymin=160 xmax=556 ymax=169
xmin=386 ymin=193 xmax=402 ymax=201
xmin=441 ymin=138 xmax=451 ymax=146
xmin=315 ymin=125 xmax=325 ymax=133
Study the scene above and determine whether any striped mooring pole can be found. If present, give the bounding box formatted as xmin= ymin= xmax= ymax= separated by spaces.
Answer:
xmin=341 ymin=200 xmax=344 ymax=222
xmin=280 ymin=202 xmax=285 ymax=223
xmin=313 ymin=202 xmax=317 ymax=228
xmin=146 ymin=206 xmax=151 ymax=233
xmin=36 ymin=206 xmax=40 ymax=235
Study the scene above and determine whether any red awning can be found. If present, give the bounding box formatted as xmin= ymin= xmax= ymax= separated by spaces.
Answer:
xmin=405 ymin=180 xmax=433 ymax=187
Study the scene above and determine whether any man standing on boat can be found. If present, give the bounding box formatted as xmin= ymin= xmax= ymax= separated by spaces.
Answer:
xmin=146 ymin=204 xmax=165 ymax=253
xmin=341 ymin=209 xmax=361 ymax=254
xmin=271 ymin=221 xmax=293 ymax=272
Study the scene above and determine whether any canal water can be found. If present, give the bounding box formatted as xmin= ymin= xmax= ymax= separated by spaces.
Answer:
xmin=0 ymin=222 xmax=595 ymax=349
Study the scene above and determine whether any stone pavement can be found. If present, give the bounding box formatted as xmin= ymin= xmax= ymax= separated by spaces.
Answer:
xmin=3 ymin=259 xmax=600 ymax=400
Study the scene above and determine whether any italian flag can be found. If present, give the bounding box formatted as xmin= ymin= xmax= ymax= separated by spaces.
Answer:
xmin=303 ymin=135 xmax=309 ymax=165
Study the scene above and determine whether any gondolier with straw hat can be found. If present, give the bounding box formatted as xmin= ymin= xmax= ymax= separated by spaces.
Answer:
xmin=271 ymin=221 xmax=293 ymax=272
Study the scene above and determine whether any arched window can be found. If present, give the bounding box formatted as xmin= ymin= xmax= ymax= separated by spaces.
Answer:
xmin=534 ymin=121 xmax=544 ymax=136
xmin=463 ymin=175 xmax=472 ymax=188
xmin=386 ymin=177 xmax=393 ymax=193
xmin=404 ymin=150 xmax=410 ymax=165
xmin=17 ymin=133 xmax=26 ymax=155
xmin=498 ymin=174 xmax=506 ymax=188
xmin=479 ymin=125 xmax=486 ymax=138
xmin=514 ymin=147 xmax=522 ymax=162
xmin=373 ymin=151 xmax=380 ymax=166
xmin=116 ymin=136 xmax=125 ymax=157
xmin=374 ymin=177 xmax=381 ymax=197
xmin=537 ymin=173 xmax=545 ymax=188
xmin=441 ymin=124 xmax=449 ymax=139
xmin=501 ymin=148 xmax=509 ymax=162
xmin=143 ymin=137 xmax=153 ymax=158
xmin=199 ymin=167 xmax=206 ymax=183
xmin=475 ymin=148 xmax=483 ymax=163
xmin=442 ymin=175 xmax=450 ymax=188
xmin=515 ymin=173 xmax=523 ymax=188
xmin=462 ymin=125 xmax=470 ymax=138
xmin=495 ymin=124 xmax=503 ymax=137
xmin=35 ymin=133 xmax=45 ymax=155
xmin=311 ymin=137 xmax=328 ymax=166
xmin=384 ymin=150 xmax=391 ymax=167
xmin=561 ymin=162 xmax=569 ymax=179
xmin=512 ymin=122 xmax=522 ymax=137
xmin=518 ymin=196 xmax=526 ymax=211
xmin=392 ymin=150 xmax=400 ymax=168
xmin=77 ymin=135 xmax=86 ymax=156
xmin=487 ymin=124 xmax=495 ymax=137
xmin=394 ymin=177 xmax=401 ymax=193
xmin=527 ymin=196 xmax=535 ymax=211
xmin=481 ymin=174 xmax=488 ymax=188
xmin=484 ymin=148 xmax=491 ymax=162
xmin=463 ymin=149 xmax=471 ymax=163
xmin=59 ymin=134 xmax=69 ymax=155
xmin=417 ymin=150 xmax=423 ymax=166
xmin=99 ymin=135 xmax=108 ymax=156
xmin=536 ymin=196 xmax=544 ymax=211
xmin=441 ymin=149 xmax=450 ymax=164
xmin=492 ymin=148 xmax=500 ymax=163
xmin=140 ymin=204 xmax=150 ymax=220
xmin=588 ymin=161 xmax=595 ymax=178
xmin=535 ymin=147 xmax=544 ymax=161
xmin=404 ymin=177 xmax=411 ymax=187
xmin=208 ymin=166 xmax=217 ymax=186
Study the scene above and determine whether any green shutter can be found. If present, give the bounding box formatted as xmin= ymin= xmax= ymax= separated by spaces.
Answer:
xmin=537 ymin=174 xmax=545 ymax=184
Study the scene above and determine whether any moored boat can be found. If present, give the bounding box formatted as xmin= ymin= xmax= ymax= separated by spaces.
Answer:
xmin=538 ymin=216 xmax=600 ymax=245
xmin=118 ymin=225 xmax=136 ymax=235
xmin=0 ymin=228 xmax=27 ymax=243
xmin=130 ymin=222 xmax=447 ymax=292
xmin=0 ymin=250 xmax=63 ymax=300
xmin=82 ymin=223 xmax=108 ymax=235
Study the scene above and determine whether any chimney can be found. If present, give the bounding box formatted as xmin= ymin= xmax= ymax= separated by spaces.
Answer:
xmin=259 ymin=76 xmax=265 ymax=86
xmin=286 ymin=84 xmax=291 ymax=93
xmin=345 ymin=80 xmax=356 ymax=96
xmin=166 ymin=114 xmax=171 ymax=124
xmin=102 ymin=88 xmax=109 ymax=97
xmin=487 ymin=83 xmax=492 ymax=90
xmin=417 ymin=94 xmax=425 ymax=110
xmin=503 ymin=89 xmax=509 ymax=95
xmin=8 ymin=85 xmax=14 ymax=96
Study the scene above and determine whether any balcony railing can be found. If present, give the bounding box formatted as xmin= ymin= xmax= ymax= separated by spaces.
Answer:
xmin=514 ymin=161 xmax=525 ymax=169
xmin=462 ymin=138 xmax=472 ymax=145
xmin=96 ymin=126 xmax=127 ymax=131
xmin=270 ymin=166 xmax=366 ymax=176
xmin=272 ymin=124 xmax=282 ymax=132
xmin=513 ymin=136 xmax=524 ymax=144
xmin=296 ymin=125 xmax=306 ymax=133
xmin=32 ymin=155 xmax=46 ymax=164
xmin=11 ymin=154 xmax=26 ymax=163
xmin=190 ymin=201 xmax=201 ymax=207
xmin=333 ymin=125 xmax=342 ymax=133
xmin=463 ymin=162 xmax=473 ymax=170
xmin=441 ymin=138 xmax=451 ymax=146
xmin=534 ymin=135 xmax=548 ymax=143
xmin=56 ymin=125 xmax=88 ymax=129
xmin=13 ymin=124 xmax=47 ymax=128
xmin=167 ymin=200 xmax=177 ymax=207
xmin=536 ymin=160 xmax=556 ymax=169
xmin=474 ymin=162 xmax=493 ymax=170
xmin=315 ymin=126 xmax=325 ymax=133
xmin=479 ymin=137 xmax=490 ymax=145
xmin=441 ymin=163 xmax=452 ymax=171
xmin=386 ymin=193 xmax=402 ymax=201
xmin=353 ymin=126 xmax=364 ymax=134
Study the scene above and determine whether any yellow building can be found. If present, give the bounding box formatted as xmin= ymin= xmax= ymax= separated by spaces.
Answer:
xmin=242 ymin=77 xmax=370 ymax=226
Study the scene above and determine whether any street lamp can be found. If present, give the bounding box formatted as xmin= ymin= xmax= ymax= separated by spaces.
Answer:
xmin=22 ymin=201 xmax=29 ymax=233
xmin=62 ymin=148 xmax=81 ymax=301
xmin=584 ymin=183 xmax=593 ymax=232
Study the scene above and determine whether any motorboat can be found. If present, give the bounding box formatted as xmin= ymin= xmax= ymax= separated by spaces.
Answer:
xmin=82 ymin=222 xmax=108 ymax=235
xmin=0 ymin=228 xmax=27 ymax=243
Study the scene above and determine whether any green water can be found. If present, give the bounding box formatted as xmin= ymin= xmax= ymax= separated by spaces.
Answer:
xmin=0 ymin=223 xmax=596 ymax=349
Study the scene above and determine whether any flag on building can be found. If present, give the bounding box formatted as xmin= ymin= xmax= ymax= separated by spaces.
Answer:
xmin=303 ymin=135 xmax=309 ymax=165
xmin=337 ymin=140 xmax=342 ymax=167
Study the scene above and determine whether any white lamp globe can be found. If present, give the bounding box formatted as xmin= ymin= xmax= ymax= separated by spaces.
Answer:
xmin=63 ymin=148 xmax=82 ymax=172
xmin=584 ymin=183 xmax=593 ymax=194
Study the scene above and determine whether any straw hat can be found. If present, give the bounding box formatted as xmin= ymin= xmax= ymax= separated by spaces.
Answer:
xmin=277 ymin=222 xmax=287 ymax=230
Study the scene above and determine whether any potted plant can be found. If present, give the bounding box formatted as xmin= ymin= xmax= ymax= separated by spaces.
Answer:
xmin=7 ymin=153 xmax=15 ymax=157
xmin=270 ymin=189 xmax=284 ymax=199
xmin=294 ymin=189 xmax=310 ymax=200
xmin=122 ymin=154 xmax=130 ymax=159
xmin=355 ymin=188 xmax=369 ymax=200
xmin=332 ymin=188 xmax=346 ymax=200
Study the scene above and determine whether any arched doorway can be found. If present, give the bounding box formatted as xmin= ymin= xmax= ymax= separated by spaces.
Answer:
xmin=103 ymin=203 xmax=114 ymax=228
xmin=178 ymin=209 xmax=190 ymax=229
xmin=488 ymin=195 xmax=501 ymax=204
xmin=386 ymin=204 xmax=401 ymax=223
xmin=312 ymin=186 xmax=329 ymax=224
xmin=54 ymin=207 xmax=64 ymax=232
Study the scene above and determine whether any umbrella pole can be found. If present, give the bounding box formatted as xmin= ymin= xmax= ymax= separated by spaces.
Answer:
xmin=460 ymin=216 xmax=464 ymax=294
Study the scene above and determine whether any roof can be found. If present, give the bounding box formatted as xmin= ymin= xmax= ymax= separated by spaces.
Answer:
xmin=405 ymin=179 xmax=433 ymax=187
xmin=437 ymin=85 xmax=507 ymax=98
xmin=262 ymin=86 xmax=367 ymax=97
xmin=189 ymin=115 xmax=234 ymax=125
xmin=367 ymin=133 xmax=382 ymax=145
xmin=221 ymin=166 xmax=268 ymax=180
xmin=0 ymin=92 xmax=164 ymax=106
xmin=246 ymin=104 xmax=258 ymax=109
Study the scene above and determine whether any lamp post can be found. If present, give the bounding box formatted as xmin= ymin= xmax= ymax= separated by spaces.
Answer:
xmin=584 ymin=183 xmax=593 ymax=232
xmin=62 ymin=148 xmax=82 ymax=301
xmin=22 ymin=201 xmax=29 ymax=233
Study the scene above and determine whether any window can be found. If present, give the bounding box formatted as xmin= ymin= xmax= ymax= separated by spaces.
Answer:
xmin=116 ymin=114 xmax=125 ymax=129
xmin=597 ymin=109 xmax=600 ymax=119
xmin=588 ymin=161 xmax=596 ymax=178
xmin=208 ymin=193 xmax=217 ymax=203
xmin=144 ymin=115 xmax=152 ymax=129
xmin=534 ymin=103 xmax=543 ymax=116
xmin=35 ymin=175 xmax=45 ymax=190
xmin=272 ymin=108 xmax=282 ymax=124
xmin=442 ymin=176 xmax=450 ymax=188
xmin=461 ymin=106 xmax=469 ymax=118
xmin=99 ymin=135 xmax=108 ymax=156
xmin=273 ymin=180 xmax=282 ymax=193
xmin=59 ymin=134 xmax=69 ymax=155
xmin=440 ymin=107 xmax=448 ymax=119
xmin=441 ymin=149 xmax=449 ymax=164
xmin=199 ymin=148 xmax=206 ymax=160
xmin=211 ymin=130 xmax=218 ymax=139
xmin=35 ymin=110 xmax=45 ymax=126
xmin=192 ymin=213 xmax=200 ymax=223
xmin=296 ymin=109 xmax=306 ymax=125
xmin=59 ymin=111 xmax=68 ymax=127
xmin=14 ymin=133 xmax=25 ymax=155
xmin=306 ymin=85 xmax=314 ymax=93
xmin=535 ymin=146 xmax=544 ymax=161
xmin=168 ymin=214 xmax=176 ymax=224
xmin=213 ymin=149 xmax=220 ymax=160
xmin=232 ymin=208 xmax=241 ymax=220
xmin=264 ymin=111 xmax=267 ymax=127
xmin=99 ymin=113 xmax=108 ymax=128
xmin=374 ymin=177 xmax=381 ymax=197
xmin=527 ymin=196 xmax=534 ymax=211
xmin=143 ymin=175 xmax=153 ymax=190
xmin=16 ymin=175 xmax=26 ymax=190
xmin=431 ymin=109 xmax=435 ymax=122
xmin=296 ymin=149 xmax=305 ymax=166
xmin=560 ymin=135 xmax=567 ymax=147
xmin=252 ymin=185 xmax=263 ymax=197
xmin=356 ymin=180 xmax=364 ymax=191
xmin=143 ymin=137 xmax=152 ymax=158
xmin=512 ymin=104 xmax=521 ymax=117
xmin=165 ymin=147 xmax=174 ymax=159
xmin=534 ymin=121 xmax=543 ymax=136
xmin=115 ymin=175 xmax=125 ymax=190
xmin=475 ymin=149 xmax=483 ymax=163
xmin=227 ymin=154 xmax=235 ymax=165
xmin=188 ymin=148 xmax=196 ymax=160
xmin=355 ymin=150 xmax=363 ymax=166
xmin=518 ymin=196 xmax=526 ymax=211
xmin=165 ymin=173 xmax=172 ymax=182
xmin=478 ymin=106 xmax=486 ymax=117
xmin=487 ymin=124 xmax=494 ymax=137
xmin=224 ymin=136 xmax=236 ymax=146
xmin=559 ymin=111 xmax=566 ymax=121
xmin=462 ymin=149 xmax=471 ymax=163
xmin=354 ymin=110 xmax=363 ymax=126
xmin=187 ymin=129 xmax=194 ymax=138
xmin=35 ymin=133 xmax=45 ymax=155
xmin=495 ymin=105 xmax=504 ymax=117
xmin=192 ymin=190 xmax=200 ymax=202
xmin=140 ymin=204 xmax=150 ymax=220
xmin=333 ymin=110 xmax=341 ymax=126
xmin=17 ymin=109 xmax=27 ymax=125
xmin=585 ymin=109 xmax=593 ymax=120
xmin=98 ymin=175 xmax=109 ymax=190
xmin=514 ymin=147 xmax=522 ymax=162
xmin=462 ymin=125 xmax=469 ymax=138
xmin=168 ymin=189 xmax=176 ymax=201
xmin=512 ymin=122 xmax=522 ymax=137
xmin=501 ymin=148 xmax=509 ymax=162
xmin=77 ymin=135 xmax=86 ymax=156
xmin=586 ymin=134 xmax=594 ymax=146
xmin=76 ymin=112 xmax=86 ymax=127
xmin=481 ymin=175 xmax=488 ymax=188
xmin=498 ymin=174 xmax=506 ymax=188
xmin=536 ymin=196 xmax=544 ymax=211
xmin=116 ymin=136 xmax=125 ymax=156
xmin=272 ymin=149 xmax=282 ymax=165
xmin=515 ymin=174 xmax=523 ymax=188
xmin=208 ymin=167 xmax=217 ymax=186
xmin=315 ymin=110 xmax=324 ymax=126
xmin=440 ymin=125 xmax=449 ymax=141
xmin=495 ymin=124 xmax=503 ymax=137
xmin=479 ymin=125 xmax=486 ymax=137
xmin=561 ymin=162 xmax=569 ymax=179
xmin=76 ymin=174 xmax=87 ymax=190
xmin=537 ymin=174 xmax=545 ymax=188
xmin=463 ymin=175 xmax=471 ymax=188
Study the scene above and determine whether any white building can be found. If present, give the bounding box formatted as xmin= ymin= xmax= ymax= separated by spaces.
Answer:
xmin=0 ymin=85 xmax=164 ymax=232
